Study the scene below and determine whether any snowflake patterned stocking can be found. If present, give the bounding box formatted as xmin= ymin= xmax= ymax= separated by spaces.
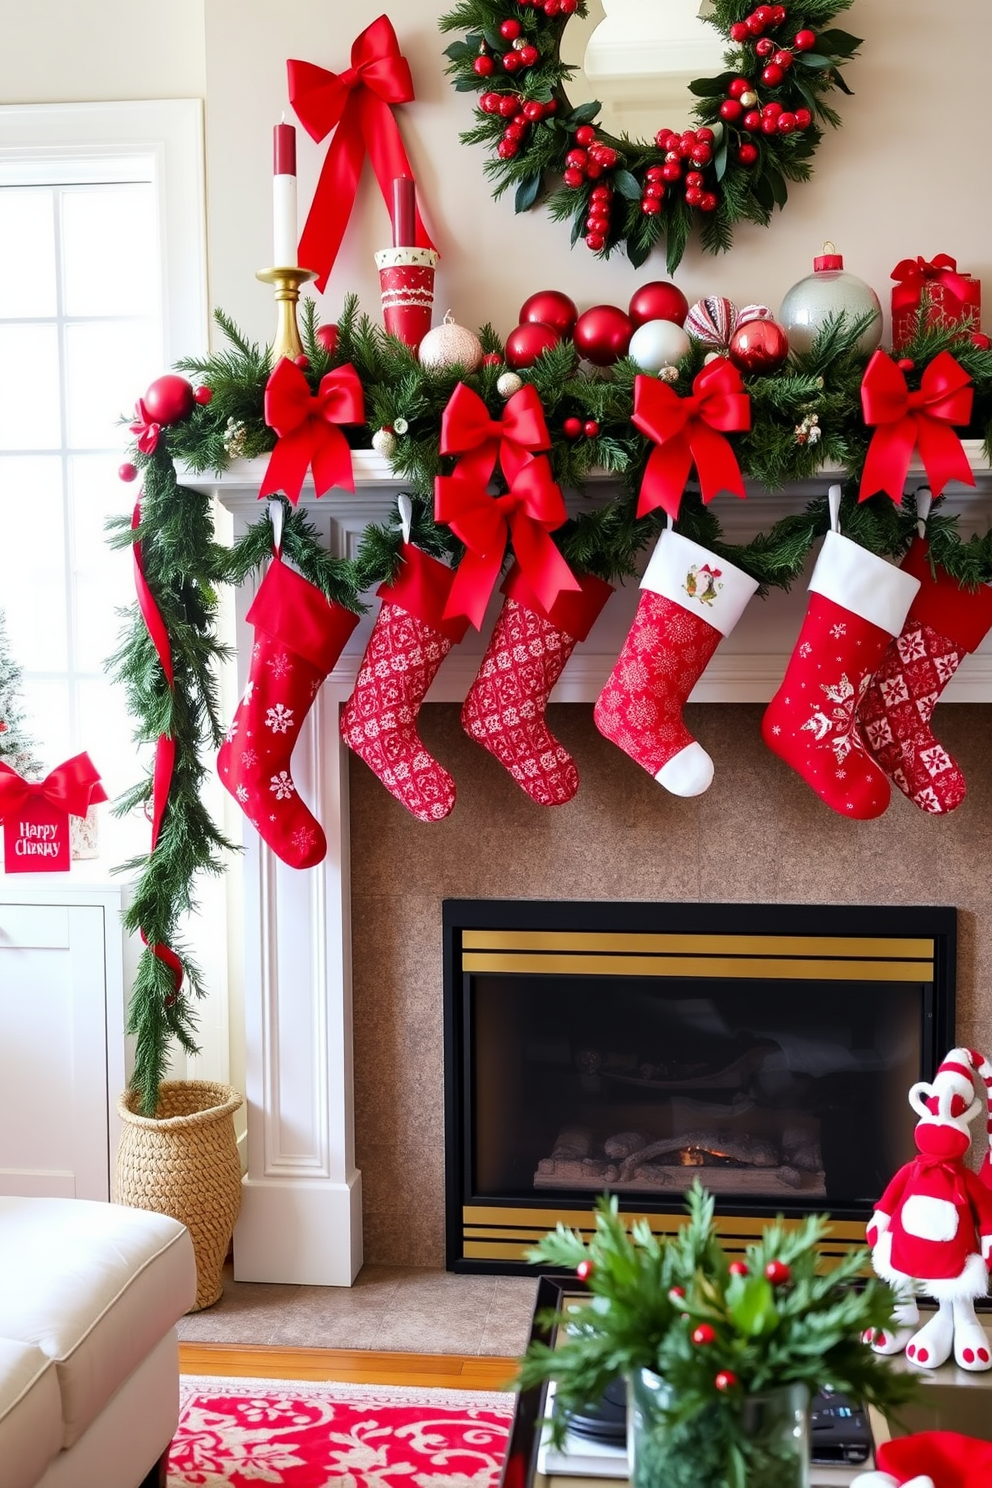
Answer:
xmin=761 ymin=532 xmax=921 ymax=819
xmin=461 ymin=563 xmax=613 ymax=806
xmin=858 ymin=538 xmax=992 ymax=814
xmin=594 ymin=529 xmax=758 ymax=795
xmin=218 ymin=554 xmax=358 ymax=868
xmin=340 ymin=543 xmax=469 ymax=822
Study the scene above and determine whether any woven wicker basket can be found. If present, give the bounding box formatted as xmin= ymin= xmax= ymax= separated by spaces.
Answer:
xmin=116 ymin=1080 xmax=243 ymax=1311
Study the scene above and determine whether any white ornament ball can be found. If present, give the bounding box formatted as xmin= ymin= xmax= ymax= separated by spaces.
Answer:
xmin=497 ymin=371 xmax=524 ymax=398
xmin=686 ymin=296 xmax=739 ymax=348
xmin=418 ymin=312 xmax=484 ymax=373
xmin=779 ymin=250 xmax=883 ymax=357
xmin=371 ymin=428 xmax=398 ymax=459
xmin=703 ymin=351 xmax=725 ymax=365
xmin=628 ymin=318 xmax=692 ymax=373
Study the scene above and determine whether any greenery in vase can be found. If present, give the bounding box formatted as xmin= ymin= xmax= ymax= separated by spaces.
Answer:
xmin=516 ymin=1184 xmax=917 ymax=1487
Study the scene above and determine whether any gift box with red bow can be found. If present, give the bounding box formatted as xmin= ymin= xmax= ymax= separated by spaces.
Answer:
xmin=891 ymin=255 xmax=981 ymax=351
xmin=0 ymin=753 xmax=106 ymax=873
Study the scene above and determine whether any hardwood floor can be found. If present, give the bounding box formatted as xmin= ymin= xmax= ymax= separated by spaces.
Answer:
xmin=179 ymin=1341 xmax=519 ymax=1391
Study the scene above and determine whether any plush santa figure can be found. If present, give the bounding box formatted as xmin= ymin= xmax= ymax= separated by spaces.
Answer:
xmin=851 ymin=1429 xmax=992 ymax=1487
xmin=865 ymin=1047 xmax=992 ymax=1372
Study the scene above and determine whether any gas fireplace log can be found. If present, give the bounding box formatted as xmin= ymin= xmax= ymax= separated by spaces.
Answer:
xmin=603 ymin=1131 xmax=649 ymax=1159
xmin=551 ymin=1127 xmax=592 ymax=1161
xmin=618 ymin=1131 xmax=780 ymax=1180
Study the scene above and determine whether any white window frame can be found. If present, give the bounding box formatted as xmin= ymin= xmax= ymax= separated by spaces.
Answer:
xmin=0 ymin=99 xmax=208 ymax=364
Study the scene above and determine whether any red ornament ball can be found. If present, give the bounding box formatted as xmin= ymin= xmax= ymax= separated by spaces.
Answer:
xmin=316 ymin=324 xmax=339 ymax=356
xmin=576 ymin=1258 xmax=594 ymax=1282
xmin=764 ymin=1259 xmax=792 ymax=1286
xmin=193 ymin=385 xmax=213 ymax=405
xmin=482 ymin=351 xmax=504 ymax=366
xmin=691 ymin=1324 xmax=717 ymax=1346
xmin=583 ymin=419 xmax=599 ymax=438
xmin=573 ymin=304 xmax=633 ymax=365
xmin=505 ymin=320 xmax=561 ymax=369
xmin=563 ymin=416 xmax=583 ymax=439
xmin=728 ymin=1260 xmax=749 ymax=1276
xmin=715 ymin=1371 xmax=739 ymax=1392
xmin=727 ymin=318 xmax=789 ymax=375
xmin=118 ymin=462 xmax=137 ymax=483
xmin=141 ymin=374 xmax=195 ymax=426
xmin=971 ymin=331 xmax=992 ymax=350
xmin=628 ymin=281 xmax=689 ymax=329
xmin=519 ymin=289 xmax=579 ymax=338
xmin=294 ymin=354 xmax=310 ymax=368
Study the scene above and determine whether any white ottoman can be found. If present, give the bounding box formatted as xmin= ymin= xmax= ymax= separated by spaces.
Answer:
xmin=0 ymin=1339 xmax=62 ymax=1488
xmin=0 ymin=1197 xmax=196 ymax=1488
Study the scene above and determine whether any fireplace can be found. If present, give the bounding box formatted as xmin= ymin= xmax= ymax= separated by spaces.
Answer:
xmin=442 ymin=899 xmax=956 ymax=1273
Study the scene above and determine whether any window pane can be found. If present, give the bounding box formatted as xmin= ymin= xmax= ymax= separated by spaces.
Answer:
xmin=0 ymin=324 xmax=61 ymax=448
xmin=62 ymin=183 xmax=158 ymax=318
xmin=64 ymin=319 xmax=162 ymax=449
xmin=67 ymin=453 xmax=135 ymax=671
xmin=17 ymin=677 xmax=72 ymax=772
xmin=0 ymin=455 xmax=67 ymax=668
xmin=0 ymin=188 xmax=57 ymax=317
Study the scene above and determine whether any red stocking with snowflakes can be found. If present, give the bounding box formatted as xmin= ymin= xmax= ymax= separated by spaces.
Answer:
xmin=218 ymin=554 xmax=358 ymax=868
xmin=761 ymin=532 xmax=920 ymax=819
xmin=340 ymin=543 xmax=468 ymax=822
xmin=594 ymin=528 xmax=757 ymax=796
xmin=461 ymin=564 xmax=613 ymax=806
xmin=858 ymin=538 xmax=992 ymax=814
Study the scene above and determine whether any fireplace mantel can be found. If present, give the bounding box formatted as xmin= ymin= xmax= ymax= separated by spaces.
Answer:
xmin=195 ymin=453 xmax=991 ymax=1286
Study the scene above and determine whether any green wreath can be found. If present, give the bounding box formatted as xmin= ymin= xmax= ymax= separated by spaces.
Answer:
xmin=440 ymin=0 xmax=861 ymax=271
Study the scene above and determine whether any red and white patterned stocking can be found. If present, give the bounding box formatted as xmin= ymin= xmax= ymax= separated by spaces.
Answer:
xmin=218 ymin=554 xmax=358 ymax=868
xmin=858 ymin=538 xmax=992 ymax=814
xmin=594 ymin=529 xmax=757 ymax=795
xmin=461 ymin=564 xmax=612 ymax=806
xmin=340 ymin=543 xmax=468 ymax=822
xmin=762 ymin=532 xmax=920 ymax=819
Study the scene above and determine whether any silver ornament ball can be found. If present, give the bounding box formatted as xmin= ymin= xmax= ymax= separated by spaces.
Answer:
xmin=497 ymin=371 xmax=524 ymax=398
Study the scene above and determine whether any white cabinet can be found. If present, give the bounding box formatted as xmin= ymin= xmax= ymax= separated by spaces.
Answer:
xmin=0 ymin=872 xmax=127 ymax=1201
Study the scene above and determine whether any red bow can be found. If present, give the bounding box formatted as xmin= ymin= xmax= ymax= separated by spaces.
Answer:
xmin=435 ymin=456 xmax=578 ymax=629
xmin=440 ymin=382 xmax=552 ymax=489
xmin=891 ymin=253 xmax=974 ymax=317
xmin=0 ymin=754 xmax=106 ymax=821
xmin=289 ymin=15 xmax=434 ymax=293
xmin=632 ymin=361 xmax=751 ymax=520
xmin=259 ymin=358 xmax=365 ymax=504
xmin=130 ymin=399 xmax=161 ymax=455
xmin=859 ymin=349 xmax=975 ymax=502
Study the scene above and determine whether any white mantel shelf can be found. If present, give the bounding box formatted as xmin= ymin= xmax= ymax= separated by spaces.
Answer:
xmin=201 ymin=452 xmax=992 ymax=1288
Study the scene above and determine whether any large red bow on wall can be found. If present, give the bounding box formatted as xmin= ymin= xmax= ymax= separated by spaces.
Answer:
xmin=632 ymin=361 xmax=751 ymax=520
xmin=0 ymin=754 xmax=105 ymax=821
xmin=435 ymin=456 xmax=579 ymax=629
xmin=440 ymin=382 xmax=552 ymax=488
xmin=859 ymin=349 xmax=975 ymax=502
xmin=259 ymin=358 xmax=364 ymax=504
xmin=289 ymin=15 xmax=434 ymax=293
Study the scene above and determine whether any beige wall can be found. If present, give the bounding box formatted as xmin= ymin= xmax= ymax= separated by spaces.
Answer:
xmin=351 ymin=704 xmax=992 ymax=1267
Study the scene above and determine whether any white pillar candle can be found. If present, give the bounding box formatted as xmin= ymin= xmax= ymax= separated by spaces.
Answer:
xmin=273 ymin=120 xmax=298 ymax=268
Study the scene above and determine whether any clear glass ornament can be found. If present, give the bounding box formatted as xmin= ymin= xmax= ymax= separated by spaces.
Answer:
xmin=779 ymin=244 xmax=882 ymax=356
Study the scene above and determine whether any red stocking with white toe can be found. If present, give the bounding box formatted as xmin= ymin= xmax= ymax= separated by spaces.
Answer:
xmin=218 ymin=554 xmax=358 ymax=868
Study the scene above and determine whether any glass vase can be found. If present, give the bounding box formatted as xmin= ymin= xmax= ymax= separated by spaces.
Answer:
xmin=629 ymin=1367 xmax=809 ymax=1488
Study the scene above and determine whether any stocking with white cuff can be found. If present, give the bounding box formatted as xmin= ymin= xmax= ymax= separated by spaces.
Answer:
xmin=593 ymin=528 xmax=758 ymax=796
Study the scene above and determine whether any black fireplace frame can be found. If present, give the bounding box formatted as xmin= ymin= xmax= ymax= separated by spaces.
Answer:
xmin=442 ymin=899 xmax=956 ymax=1275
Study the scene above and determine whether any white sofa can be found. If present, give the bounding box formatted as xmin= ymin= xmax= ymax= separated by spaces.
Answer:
xmin=0 ymin=1197 xmax=197 ymax=1488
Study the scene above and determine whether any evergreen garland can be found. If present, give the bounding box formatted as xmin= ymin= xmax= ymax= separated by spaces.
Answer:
xmin=112 ymin=299 xmax=992 ymax=1107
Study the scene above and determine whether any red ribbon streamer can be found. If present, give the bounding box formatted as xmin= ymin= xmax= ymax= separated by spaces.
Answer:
xmin=891 ymin=254 xmax=974 ymax=319
xmin=435 ymin=455 xmax=578 ymax=629
xmin=131 ymin=501 xmax=184 ymax=994
xmin=259 ymin=358 xmax=364 ymax=504
xmin=130 ymin=398 xmax=161 ymax=455
xmin=289 ymin=15 xmax=434 ymax=293
xmin=0 ymin=754 xmax=105 ymax=821
xmin=440 ymin=381 xmax=552 ymax=489
xmin=859 ymin=349 xmax=975 ymax=503
xmin=632 ymin=360 xmax=751 ymax=521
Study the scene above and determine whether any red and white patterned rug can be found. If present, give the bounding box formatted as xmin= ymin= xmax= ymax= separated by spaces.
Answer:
xmin=169 ymin=1375 xmax=514 ymax=1487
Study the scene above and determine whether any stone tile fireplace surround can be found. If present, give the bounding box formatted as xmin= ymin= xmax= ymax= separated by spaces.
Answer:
xmin=207 ymin=457 xmax=992 ymax=1284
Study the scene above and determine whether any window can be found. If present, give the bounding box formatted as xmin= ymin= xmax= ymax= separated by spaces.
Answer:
xmin=0 ymin=102 xmax=206 ymax=857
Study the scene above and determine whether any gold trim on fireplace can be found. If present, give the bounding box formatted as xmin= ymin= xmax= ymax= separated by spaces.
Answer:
xmin=462 ymin=951 xmax=933 ymax=981
xmin=461 ymin=931 xmax=935 ymax=958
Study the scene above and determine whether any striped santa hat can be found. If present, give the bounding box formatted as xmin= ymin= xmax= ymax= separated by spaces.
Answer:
xmin=911 ymin=1047 xmax=992 ymax=1180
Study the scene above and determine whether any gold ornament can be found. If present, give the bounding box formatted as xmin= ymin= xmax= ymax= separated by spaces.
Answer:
xmin=418 ymin=310 xmax=484 ymax=373
xmin=372 ymin=427 xmax=398 ymax=459
xmin=496 ymin=371 xmax=524 ymax=398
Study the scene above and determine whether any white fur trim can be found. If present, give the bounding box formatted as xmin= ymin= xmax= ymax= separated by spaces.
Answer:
xmin=655 ymin=742 xmax=714 ymax=796
xmin=640 ymin=528 xmax=758 ymax=637
xmin=901 ymin=1194 xmax=960 ymax=1243
xmin=848 ymin=1474 xmax=901 ymax=1488
xmin=808 ymin=530 xmax=920 ymax=636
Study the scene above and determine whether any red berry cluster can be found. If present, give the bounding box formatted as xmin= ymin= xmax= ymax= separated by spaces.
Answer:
xmin=515 ymin=0 xmax=578 ymax=14
xmin=718 ymin=8 xmax=818 ymax=156
xmin=473 ymin=21 xmax=539 ymax=79
xmin=728 ymin=4 xmax=788 ymax=43
xmin=563 ymin=416 xmax=600 ymax=440
xmin=479 ymin=91 xmax=557 ymax=159
xmin=561 ymin=123 xmax=619 ymax=250
xmin=648 ymin=127 xmax=718 ymax=213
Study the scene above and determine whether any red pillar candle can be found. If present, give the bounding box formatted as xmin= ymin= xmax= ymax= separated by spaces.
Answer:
xmin=273 ymin=120 xmax=298 ymax=268
xmin=392 ymin=176 xmax=416 ymax=249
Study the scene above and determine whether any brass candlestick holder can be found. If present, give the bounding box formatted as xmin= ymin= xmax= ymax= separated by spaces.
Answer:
xmin=256 ymin=265 xmax=318 ymax=362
